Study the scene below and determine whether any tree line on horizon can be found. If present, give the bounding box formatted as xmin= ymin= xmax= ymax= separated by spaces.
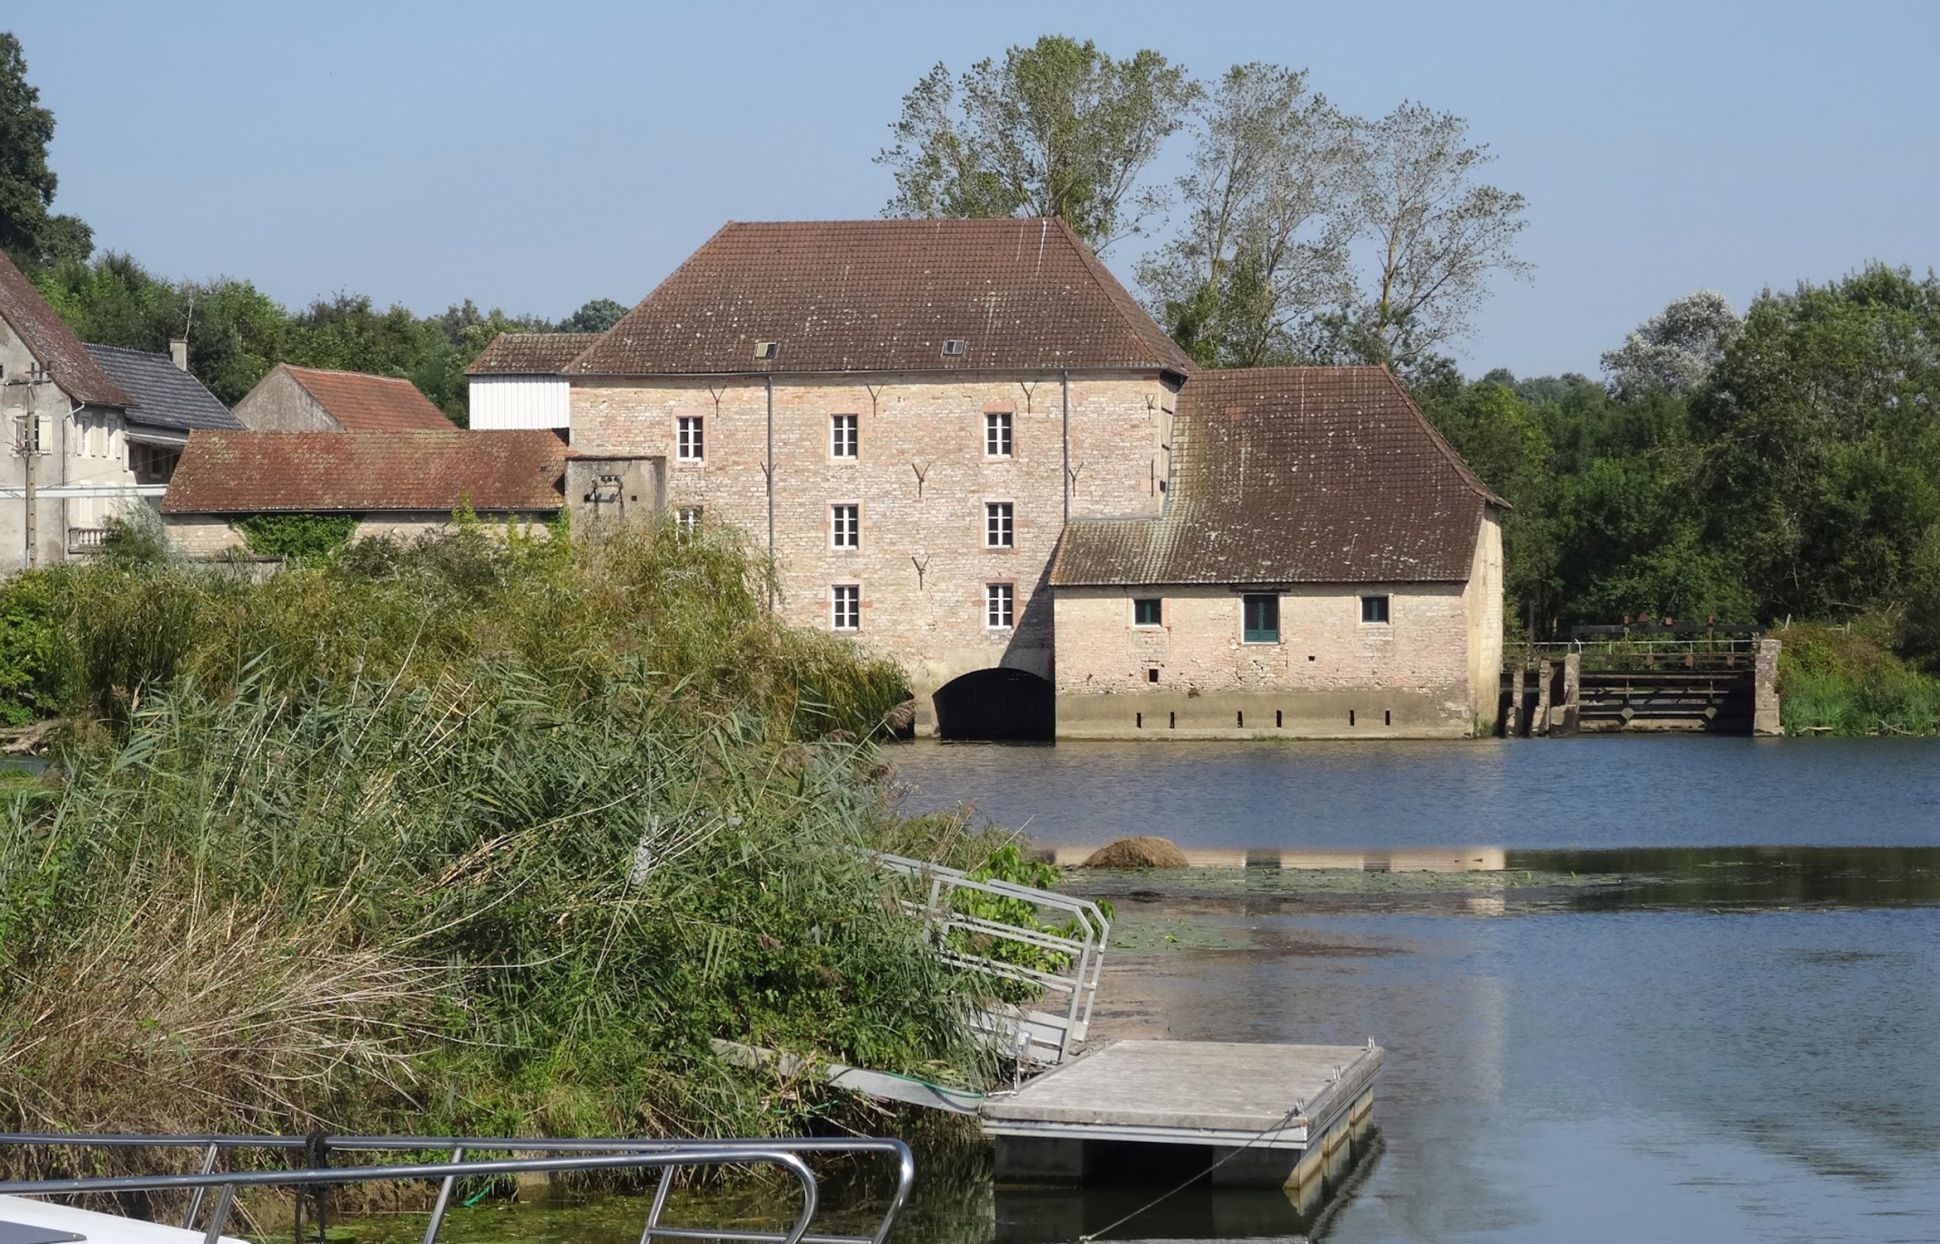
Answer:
xmin=6 ymin=30 xmax=1940 ymax=664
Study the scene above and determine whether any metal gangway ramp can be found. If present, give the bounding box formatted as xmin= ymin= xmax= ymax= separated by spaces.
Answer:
xmin=871 ymin=851 xmax=1109 ymax=1067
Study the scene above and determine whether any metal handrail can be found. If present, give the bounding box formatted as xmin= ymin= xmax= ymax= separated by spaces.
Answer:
xmin=0 ymin=1133 xmax=915 ymax=1244
xmin=870 ymin=851 xmax=1109 ymax=1064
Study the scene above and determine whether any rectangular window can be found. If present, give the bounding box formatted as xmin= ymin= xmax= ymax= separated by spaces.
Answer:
xmin=1242 ymin=594 xmax=1280 ymax=643
xmin=832 ymin=503 xmax=860 ymax=550
xmin=831 ymin=584 xmax=860 ymax=631
xmin=1361 ymin=594 xmax=1391 ymax=624
xmin=985 ymin=582 xmax=1015 ymax=629
xmin=1133 ymin=597 xmax=1163 ymax=627
xmin=984 ymin=410 xmax=1013 ymax=458
xmin=830 ymin=413 xmax=858 ymax=459
xmin=675 ymin=506 xmax=702 ymax=538
xmin=984 ymin=501 xmax=1014 ymax=549
xmin=676 ymin=415 xmax=704 ymax=462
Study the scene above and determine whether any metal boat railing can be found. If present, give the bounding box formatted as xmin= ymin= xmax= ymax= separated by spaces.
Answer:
xmin=0 ymin=1132 xmax=914 ymax=1244
xmin=870 ymin=851 xmax=1108 ymax=1065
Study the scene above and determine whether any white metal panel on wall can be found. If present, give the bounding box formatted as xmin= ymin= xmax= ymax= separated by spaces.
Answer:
xmin=469 ymin=376 xmax=570 ymax=429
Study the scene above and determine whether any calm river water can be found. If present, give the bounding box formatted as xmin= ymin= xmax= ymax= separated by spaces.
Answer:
xmin=337 ymin=740 xmax=1939 ymax=1244
xmin=884 ymin=738 xmax=1940 ymax=1243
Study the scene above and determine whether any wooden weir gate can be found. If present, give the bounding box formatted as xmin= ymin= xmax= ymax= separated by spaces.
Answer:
xmin=1501 ymin=624 xmax=1782 ymax=736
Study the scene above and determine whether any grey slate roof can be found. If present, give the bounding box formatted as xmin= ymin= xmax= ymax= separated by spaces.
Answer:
xmin=84 ymin=344 xmax=244 ymax=433
xmin=1052 ymin=367 xmax=1506 ymax=588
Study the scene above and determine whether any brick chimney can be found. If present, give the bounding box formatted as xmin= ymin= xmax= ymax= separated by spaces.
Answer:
xmin=168 ymin=338 xmax=189 ymax=370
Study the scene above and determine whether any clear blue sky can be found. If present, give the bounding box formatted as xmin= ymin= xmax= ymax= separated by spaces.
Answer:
xmin=12 ymin=0 xmax=1937 ymax=377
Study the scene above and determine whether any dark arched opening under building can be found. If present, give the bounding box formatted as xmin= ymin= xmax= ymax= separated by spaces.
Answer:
xmin=932 ymin=668 xmax=1055 ymax=741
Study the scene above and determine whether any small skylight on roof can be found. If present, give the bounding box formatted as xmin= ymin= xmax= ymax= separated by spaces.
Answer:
xmin=942 ymin=339 xmax=968 ymax=357
xmin=754 ymin=341 xmax=779 ymax=360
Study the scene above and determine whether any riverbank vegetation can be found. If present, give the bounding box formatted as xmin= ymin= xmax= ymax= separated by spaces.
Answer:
xmin=0 ymin=521 xmax=1006 ymax=1163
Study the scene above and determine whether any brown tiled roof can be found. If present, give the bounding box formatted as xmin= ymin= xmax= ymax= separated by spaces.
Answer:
xmin=0 ymin=252 xmax=133 ymax=408
xmin=465 ymin=332 xmax=600 ymax=376
xmin=161 ymin=429 xmax=566 ymax=515
xmin=281 ymin=366 xmax=455 ymax=431
xmin=567 ymin=218 xmax=1194 ymax=377
xmin=1052 ymin=367 xmax=1506 ymax=587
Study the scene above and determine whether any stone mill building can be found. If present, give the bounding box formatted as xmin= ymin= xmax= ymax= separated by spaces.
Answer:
xmin=468 ymin=218 xmax=1505 ymax=739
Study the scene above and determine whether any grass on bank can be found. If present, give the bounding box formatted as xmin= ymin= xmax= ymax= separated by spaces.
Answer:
xmin=1775 ymin=616 xmax=1940 ymax=736
xmin=0 ymin=518 xmax=1005 ymax=1178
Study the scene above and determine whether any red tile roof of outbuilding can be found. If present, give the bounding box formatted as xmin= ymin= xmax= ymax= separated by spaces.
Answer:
xmin=565 ymin=218 xmax=1194 ymax=377
xmin=1053 ymin=367 xmax=1506 ymax=587
xmin=161 ymin=429 xmax=566 ymax=515
xmin=280 ymin=366 xmax=455 ymax=431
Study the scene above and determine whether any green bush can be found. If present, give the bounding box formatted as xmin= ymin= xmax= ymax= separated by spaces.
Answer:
xmin=1776 ymin=617 xmax=1940 ymax=735
xmin=232 ymin=512 xmax=359 ymax=564
xmin=0 ymin=570 xmax=76 ymax=726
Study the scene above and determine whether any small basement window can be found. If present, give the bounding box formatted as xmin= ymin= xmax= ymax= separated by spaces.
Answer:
xmin=1133 ymin=597 xmax=1162 ymax=627
xmin=1361 ymin=594 xmax=1391 ymax=624
xmin=1242 ymin=594 xmax=1280 ymax=643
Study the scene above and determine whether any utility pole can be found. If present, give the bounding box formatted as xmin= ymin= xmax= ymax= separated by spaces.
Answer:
xmin=22 ymin=428 xmax=35 ymax=568
xmin=6 ymin=373 xmax=50 ymax=569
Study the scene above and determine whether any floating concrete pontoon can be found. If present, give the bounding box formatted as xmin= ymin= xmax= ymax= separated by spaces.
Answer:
xmin=983 ymin=1038 xmax=1382 ymax=1188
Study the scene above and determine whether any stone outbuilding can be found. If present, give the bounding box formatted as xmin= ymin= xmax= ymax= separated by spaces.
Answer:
xmin=1051 ymin=368 xmax=1506 ymax=737
xmin=159 ymin=428 xmax=567 ymax=555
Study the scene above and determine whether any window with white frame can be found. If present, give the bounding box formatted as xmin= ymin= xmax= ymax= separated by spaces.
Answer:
xmin=832 ymin=503 xmax=860 ymax=550
xmin=675 ymin=506 xmax=702 ymax=538
xmin=830 ymin=413 xmax=858 ymax=459
xmin=985 ymin=582 xmax=1015 ymax=629
xmin=676 ymin=415 xmax=704 ymax=462
xmin=984 ymin=501 xmax=1014 ymax=548
xmin=984 ymin=410 xmax=1013 ymax=457
xmin=831 ymin=584 xmax=860 ymax=631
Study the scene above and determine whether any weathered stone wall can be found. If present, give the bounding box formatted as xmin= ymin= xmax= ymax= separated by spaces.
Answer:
xmin=1463 ymin=508 xmax=1506 ymax=727
xmin=565 ymin=454 xmax=666 ymax=531
xmin=163 ymin=511 xmax=554 ymax=559
xmin=1051 ymin=574 xmax=1479 ymax=738
xmin=570 ymin=371 xmax=1175 ymax=715
xmin=232 ymin=368 xmax=333 ymax=431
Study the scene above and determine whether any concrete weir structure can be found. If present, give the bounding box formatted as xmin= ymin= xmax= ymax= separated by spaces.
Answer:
xmin=984 ymin=1040 xmax=1383 ymax=1189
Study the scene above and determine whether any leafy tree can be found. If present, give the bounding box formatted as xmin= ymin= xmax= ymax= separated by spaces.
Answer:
xmin=0 ymin=32 xmax=91 ymax=268
xmin=1696 ymin=265 xmax=1940 ymax=622
xmin=1601 ymin=290 xmax=1741 ymax=398
xmin=1334 ymin=103 xmax=1530 ymax=369
xmin=560 ymin=298 xmax=626 ymax=333
xmin=1140 ymin=64 xmax=1354 ymax=367
xmin=877 ymin=35 xmax=1199 ymax=251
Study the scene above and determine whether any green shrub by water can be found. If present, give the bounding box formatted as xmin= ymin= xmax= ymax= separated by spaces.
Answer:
xmin=0 ymin=523 xmax=999 ymax=1164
